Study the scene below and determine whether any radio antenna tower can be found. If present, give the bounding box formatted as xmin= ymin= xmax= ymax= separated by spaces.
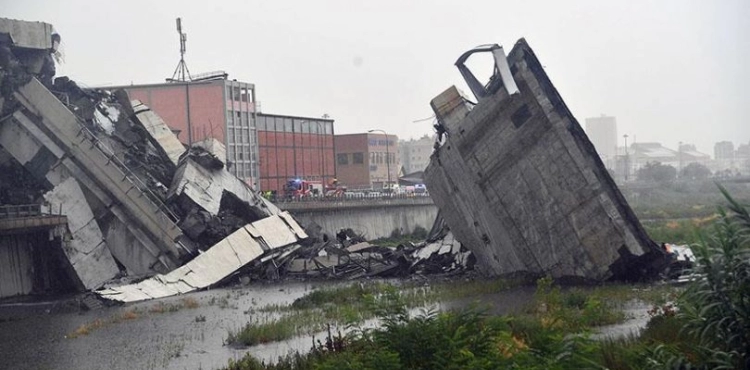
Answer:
xmin=170 ymin=17 xmax=192 ymax=82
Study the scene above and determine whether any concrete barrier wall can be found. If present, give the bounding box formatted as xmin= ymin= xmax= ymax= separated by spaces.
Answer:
xmin=289 ymin=203 xmax=439 ymax=240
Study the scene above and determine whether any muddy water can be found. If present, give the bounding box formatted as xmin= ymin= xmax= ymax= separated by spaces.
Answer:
xmin=0 ymin=282 xmax=335 ymax=370
xmin=0 ymin=282 xmax=643 ymax=370
xmin=0 ymin=282 xmax=537 ymax=370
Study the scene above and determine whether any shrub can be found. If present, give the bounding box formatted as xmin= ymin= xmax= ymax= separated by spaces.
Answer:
xmin=674 ymin=186 xmax=750 ymax=369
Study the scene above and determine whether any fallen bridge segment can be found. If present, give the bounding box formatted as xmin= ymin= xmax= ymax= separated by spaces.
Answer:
xmin=97 ymin=212 xmax=307 ymax=303
xmin=425 ymin=40 xmax=667 ymax=281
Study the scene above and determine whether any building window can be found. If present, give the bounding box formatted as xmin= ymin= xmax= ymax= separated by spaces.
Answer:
xmin=337 ymin=153 xmax=349 ymax=165
xmin=285 ymin=118 xmax=293 ymax=132
xmin=302 ymin=121 xmax=310 ymax=134
xmin=353 ymin=152 xmax=364 ymax=164
xmin=257 ymin=116 xmax=266 ymax=131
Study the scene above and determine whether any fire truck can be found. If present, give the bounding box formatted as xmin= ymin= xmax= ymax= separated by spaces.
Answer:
xmin=284 ymin=178 xmax=347 ymax=199
xmin=284 ymin=179 xmax=323 ymax=198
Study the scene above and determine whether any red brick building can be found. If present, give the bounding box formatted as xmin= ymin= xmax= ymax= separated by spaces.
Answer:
xmin=256 ymin=113 xmax=335 ymax=193
xmin=116 ymin=77 xmax=260 ymax=185
xmin=334 ymin=133 xmax=398 ymax=189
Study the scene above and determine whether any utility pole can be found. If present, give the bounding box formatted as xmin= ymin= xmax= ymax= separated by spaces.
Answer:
xmin=623 ymin=134 xmax=629 ymax=181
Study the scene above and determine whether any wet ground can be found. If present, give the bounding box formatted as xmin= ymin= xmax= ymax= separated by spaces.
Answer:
xmin=0 ymin=281 xmax=647 ymax=370
xmin=0 ymin=281 xmax=332 ymax=370
xmin=591 ymin=300 xmax=652 ymax=340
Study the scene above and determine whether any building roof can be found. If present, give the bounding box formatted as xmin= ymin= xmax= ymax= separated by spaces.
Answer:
xmin=638 ymin=146 xmax=676 ymax=158
xmin=105 ymin=78 xmax=254 ymax=90
xmin=633 ymin=142 xmax=710 ymax=161
xmin=257 ymin=112 xmax=334 ymax=122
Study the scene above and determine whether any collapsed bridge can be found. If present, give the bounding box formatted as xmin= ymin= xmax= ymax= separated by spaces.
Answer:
xmin=0 ymin=17 xmax=304 ymax=298
xmin=424 ymin=40 xmax=668 ymax=281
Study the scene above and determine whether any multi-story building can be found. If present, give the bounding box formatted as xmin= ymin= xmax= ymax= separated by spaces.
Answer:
xmin=737 ymin=142 xmax=750 ymax=174
xmin=585 ymin=115 xmax=617 ymax=169
xmin=255 ymin=113 xmax=334 ymax=193
xmin=714 ymin=141 xmax=735 ymax=160
xmin=334 ymin=133 xmax=398 ymax=189
xmin=398 ymin=134 xmax=434 ymax=174
xmin=117 ymin=76 xmax=260 ymax=186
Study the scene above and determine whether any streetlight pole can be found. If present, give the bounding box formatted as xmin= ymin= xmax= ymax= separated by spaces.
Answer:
xmin=368 ymin=129 xmax=391 ymax=190
xmin=623 ymin=134 xmax=629 ymax=181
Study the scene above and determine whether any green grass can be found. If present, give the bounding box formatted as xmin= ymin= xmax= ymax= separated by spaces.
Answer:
xmin=642 ymin=217 xmax=716 ymax=245
xmin=219 ymin=279 xmax=688 ymax=369
xmin=225 ymin=277 xmax=668 ymax=348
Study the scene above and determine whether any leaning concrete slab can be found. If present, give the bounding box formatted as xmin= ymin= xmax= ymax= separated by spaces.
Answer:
xmin=129 ymin=99 xmax=186 ymax=167
xmin=12 ymin=79 xmax=183 ymax=266
xmin=44 ymin=177 xmax=119 ymax=289
xmin=169 ymin=158 xmax=281 ymax=217
xmin=424 ymin=40 xmax=665 ymax=281
xmin=1 ymin=105 xmax=181 ymax=274
xmin=97 ymin=212 xmax=308 ymax=302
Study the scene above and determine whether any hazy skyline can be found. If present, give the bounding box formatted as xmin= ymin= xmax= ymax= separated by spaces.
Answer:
xmin=5 ymin=0 xmax=749 ymax=154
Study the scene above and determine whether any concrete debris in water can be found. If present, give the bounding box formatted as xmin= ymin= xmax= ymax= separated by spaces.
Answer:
xmin=255 ymin=221 xmax=474 ymax=280
xmin=97 ymin=212 xmax=307 ymax=303
xmin=424 ymin=41 xmax=667 ymax=282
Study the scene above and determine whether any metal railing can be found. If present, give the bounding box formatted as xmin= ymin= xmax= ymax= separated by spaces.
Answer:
xmin=0 ymin=204 xmax=42 ymax=219
xmin=71 ymin=113 xmax=180 ymax=224
xmin=0 ymin=204 xmax=68 ymax=219
xmin=272 ymin=192 xmax=432 ymax=203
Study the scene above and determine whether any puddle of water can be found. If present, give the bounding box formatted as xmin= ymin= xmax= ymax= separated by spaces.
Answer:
xmin=591 ymin=300 xmax=652 ymax=340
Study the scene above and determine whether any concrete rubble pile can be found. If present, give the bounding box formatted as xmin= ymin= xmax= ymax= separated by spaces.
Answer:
xmin=0 ymin=17 xmax=305 ymax=299
xmin=425 ymin=40 xmax=668 ymax=282
xmin=235 ymin=220 xmax=476 ymax=281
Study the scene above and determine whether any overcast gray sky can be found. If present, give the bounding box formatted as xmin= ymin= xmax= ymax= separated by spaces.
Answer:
xmin=5 ymin=0 xmax=749 ymax=154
